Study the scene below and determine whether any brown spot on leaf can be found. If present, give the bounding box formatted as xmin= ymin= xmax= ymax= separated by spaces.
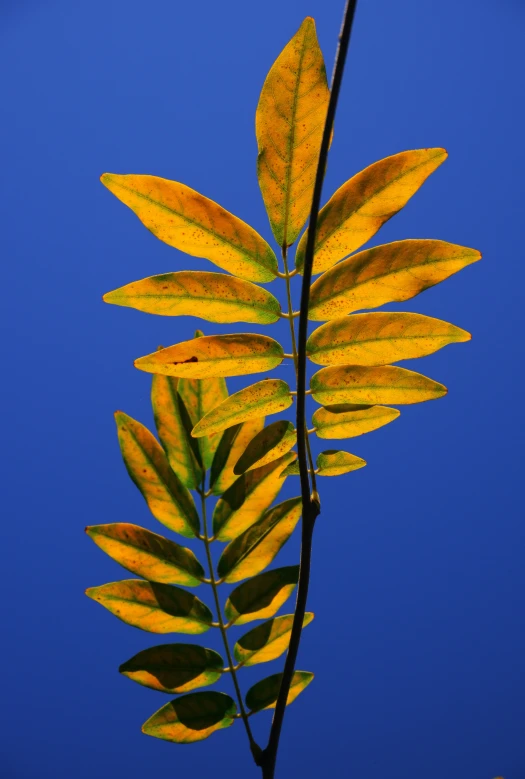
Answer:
xmin=171 ymin=356 xmax=199 ymax=365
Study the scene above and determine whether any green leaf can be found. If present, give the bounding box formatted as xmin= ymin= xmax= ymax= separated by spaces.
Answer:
xmin=311 ymin=365 xmax=447 ymax=405
xmin=115 ymin=412 xmax=200 ymax=538
xmin=135 ymin=333 xmax=284 ymax=379
xmin=212 ymin=453 xmax=297 ymax=542
xmin=119 ymin=643 xmax=224 ymax=694
xmin=280 ymin=461 xmax=300 ymax=476
xmin=217 ymin=497 xmax=302 ymax=582
xmin=103 ymin=271 xmax=282 ymax=324
xmin=256 ymin=17 xmax=330 ymax=247
xmin=295 ymin=148 xmax=448 ymax=274
xmin=234 ymin=613 xmax=313 ymax=667
xmin=101 ymin=173 xmax=278 ymax=283
xmin=246 ymin=671 xmax=314 ymax=712
xmin=85 ymin=524 xmax=205 ymax=586
xmin=142 ymin=691 xmax=237 ymax=743
xmin=85 ymin=580 xmax=213 ymax=634
xmin=209 ymin=418 xmax=266 ymax=495
xmin=312 ymin=404 xmax=400 ymax=439
xmin=234 ymin=420 xmax=297 ymax=474
xmin=191 ymin=379 xmax=293 ymax=439
xmin=225 ymin=566 xmax=299 ymax=626
xmin=308 ymin=239 xmax=481 ymax=321
xmin=316 ymin=450 xmax=366 ymax=476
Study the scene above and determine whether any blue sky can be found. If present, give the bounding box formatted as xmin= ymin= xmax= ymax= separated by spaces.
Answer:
xmin=1 ymin=1 xmax=524 ymax=777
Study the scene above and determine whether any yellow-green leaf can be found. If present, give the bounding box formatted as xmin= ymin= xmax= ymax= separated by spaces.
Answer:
xmin=307 ymin=312 xmax=471 ymax=366
xmin=280 ymin=461 xmax=300 ymax=476
xmin=308 ymin=239 xmax=481 ymax=320
xmin=256 ymin=17 xmax=329 ymax=247
xmin=311 ymin=365 xmax=447 ymax=405
xmin=142 ymin=691 xmax=236 ymax=743
xmin=101 ymin=173 xmax=278 ymax=283
xmin=191 ymin=379 xmax=293 ymax=439
xmin=85 ymin=580 xmax=213 ymax=634
xmin=210 ymin=418 xmax=266 ymax=495
xmin=103 ymin=271 xmax=281 ymax=324
xmin=217 ymin=497 xmax=302 ymax=581
xmin=115 ymin=412 xmax=199 ymax=538
xmin=224 ymin=566 xmax=299 ymax=626
xmin=119 ymin=643 xmax=224 ymax=694
xmin=316 ymin=450 xmax=366 ymax=476
xmin=234 ymin=420 xmax=297 ymax=474
xmin=85 ymin=524 xmax=205 ymax=586
xmin=234 ymin=613 xmax=313 ymax=667
xmin=295 ymin=148 xmax=448 ymax=274
xmin=212 ymin=453 xmax=297 ymax=542
xmin=135 ymin=334 xmax=284 ymax=379
xmin=312 ymin=404 xmax=400 ymax=439
xmin=246 ymin=671 xmax=314 ymax=712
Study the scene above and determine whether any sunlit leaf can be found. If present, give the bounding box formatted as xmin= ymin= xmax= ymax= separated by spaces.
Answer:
xmin=234 ymin=613 xmax=313 ymax=667
xmin=316 ymin=450 xmax=366 ymax=476
xmin=135 ymin=334 xmax=284 ymax=379
xmin=224 ymin=566 xmax=299 ymax=626
xmin=142 ymin=691 xmax=236 ymax=743
xmin=115 ymin=412 xmax=200 ymax=538
xmin=234 ymin=420 xmax=297 ymax=475
xmin=104 ymin=271 xmax=281 ymax=324
xmin=280 ymin=461 xmax=300 ymax=476
xmin=308 ymin=239 xmax=481 ymax=320
xmin=210 ymin=418 xmax=266 ymax=495
xmin=85 ymin=580 xmax=213 ymax=634
xmin=101 ymin=174 xmax=278 ymax=282
xmin=85 ymin=523 xmax=205 ymax=586
xmin=312 ymin=404 xmax=400 ymax=439
xmin=119 ymin=643 xmax=224 ymax=694
xmin=217 ymin=497 xmax=302 ymax=581
xmin=256 ymin=17 xmax=329 ymax=247
xmin=311 ymin=365 xmax=447 ymax=405
xmin=246 ymin=671 xmax=314 ymax=712
xmin=212 ymin=453 xmax=297 ymax=542
xmin=295 ymin=148 xmax=448 ymax=274
xmin=191 ymin=379 xmax=293 ymax=439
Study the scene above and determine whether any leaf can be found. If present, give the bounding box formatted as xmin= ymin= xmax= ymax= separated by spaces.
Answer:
xmin=306 ymin=312 xmax=471 ymax=366
xmin=142 ymin=691 xmax=236 ymax=743
xmin=312 ymin=404 xmax=400 ymax=439
xmin=246 ymin=671 xmax=314 ymax=712
xmin=316 ymin=450 xmax=366 ymax=476
xmin=85 ymin=580 xmax=213 ymax=634
xmin=280 ymin=461 xmax=300 ymax=476
xmin=225 ymin=566 xmax=299 ymax=626
xmin=217 ymin=497 xmax=302 ymax=581
xmin=234 ymin=613 xmax=313 ymax=667
xmin=135 ymin=334 xmax=284 ymax=379
xmin=212 ymin=453 xmax=297 ymax=542
xmin=311 ymin=365 xmax=447 ymax=405
xmin=210 ymin=418 xmax=266 ymax=495
xmin=295 ymin=148 xmax=448 ymax=274
xmin=115 ymin=412 xmax=200 ymax=538
xmin=191 ymin=379 xmax=293 ymax=439
xmin=103 ymin=271 xmax=281 ymax=324
xmin=85 ymin=524 xmax=205 ymax=586
xmin=234 ymin=420 xmax=297 ymax=474
xmin=119 ymin=643 xmax=224 ymax=694
xmin=256 ymin=17 xmax=329 ymax=247
xmin=151 ymin=374 xmax=203 ymax=490
xmin=101 ymin=173 xmax=278 ymax=283
xmin=308 ymin=239 xmax=481 ymax=320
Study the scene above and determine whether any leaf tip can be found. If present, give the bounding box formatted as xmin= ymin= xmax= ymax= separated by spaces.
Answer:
xmin=100 ymin=173 xmax=114 ymax=187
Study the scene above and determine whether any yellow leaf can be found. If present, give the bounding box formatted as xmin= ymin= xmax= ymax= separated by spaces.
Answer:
xmin=312 ymin=404 xmax=400 ymax=439
xmin=309 ymin=239 xmax=481 ymax=320
xmin=234 ymin=613 xmax=313 ymax=667
xmin=120 ymin=644 xmax=224 ymax=694
xmin=316 ymin=450 xmax=366 ymax=476
xmin=311 ymin=365 xmax=447 ymax=405
xmin=224 ymin=566 xmax=299 ymax=626
xmin=135 ymin=333 xmax=284 ymax=379
xmin=246 ymin=670 xmax=314 ymax=711
xmin=234 ymin=420 xmax=297 ymax=474
xmin=256 ymin=17 xmax=329 ymax=247
xmin=210 ymin=418 xmax=266 ymax=495
xmin=101 ymin=174 xmax=278 ymax=282
xmin=142 ymin=692 xmax=236 ymax=743
xmin=103 ymin=271 xmax=281 ymax=324
xmin=295 ymin=148 xmax=448 ymax=274
xmin=307 ymin=312 xmax=471 ymax=366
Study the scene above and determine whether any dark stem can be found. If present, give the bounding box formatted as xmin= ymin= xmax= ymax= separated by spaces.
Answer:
xmin=259 ymin=2 xmax=358 ymax=776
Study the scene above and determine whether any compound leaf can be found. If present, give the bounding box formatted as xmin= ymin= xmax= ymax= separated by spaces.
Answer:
xmin=316 ymin=450 xmax=366 ymax=476
xmin=210 ymin=418 xmax=266 ymax=495
xmin=225 ymin=566 xmax=299 ymax=626
xmin=234 ymin=420 xmax=297 ymax=474
xmin=119 ymin=643 xmax=224 ymax=694
xmin=246 ymin=671 xmax=314 ymax=712
xmin=311 ymin=365 xmax=447 ymax=405
xmin=234 ymin=613 xmax=313 ymax=667
xmin=312 ymin=404 xmax=400 ymax=439
xmin=142 ymin=691 xmax=236 ymax=743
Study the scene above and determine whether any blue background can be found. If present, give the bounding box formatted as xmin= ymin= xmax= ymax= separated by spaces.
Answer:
xmin=1 ymin=1 xmax=523 ymax=777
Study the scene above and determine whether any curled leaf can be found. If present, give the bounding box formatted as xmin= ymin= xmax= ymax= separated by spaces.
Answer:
xmin=224 ymin=566 xmax=299 ymax=626
xmin=316 ymin=450 xmax=366 ymax=476
xmin=120 ymin=643 xmax=224 ymax=694
xmin=234 ymin=613 xmax=313 ymax=667
xmin=234 ymin=420 xmax=297 ymax=474
xmin=246 ymin=671 xmax=314 ymax=712
xmin=311 ymin=365 xmax=447 ymax=405
xmin=312 ymin=404 xmax=400 ymax=439
xmin=142 ymin=691 xmax=237 ymax=743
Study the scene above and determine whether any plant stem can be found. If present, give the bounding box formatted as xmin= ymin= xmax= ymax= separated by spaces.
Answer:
xmin=260 ymin=2 xmax=358 ymax=776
